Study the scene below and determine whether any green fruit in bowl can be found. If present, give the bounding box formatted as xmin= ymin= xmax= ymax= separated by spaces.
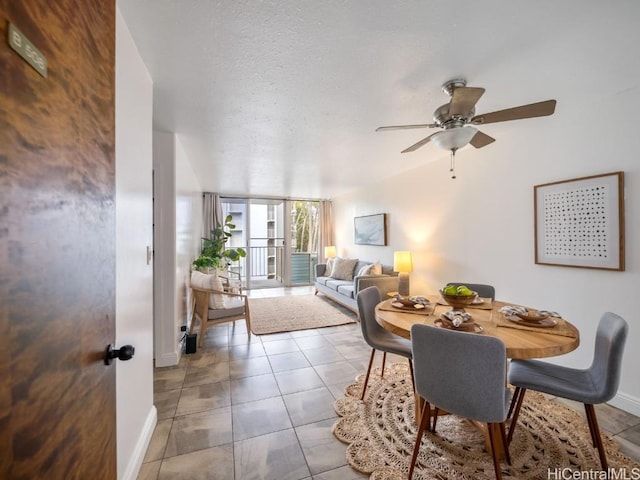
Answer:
xmin=456 ymin=286 xmax=474 ymax=296
xmin=443 ymin=285 xmax=458 ymax=295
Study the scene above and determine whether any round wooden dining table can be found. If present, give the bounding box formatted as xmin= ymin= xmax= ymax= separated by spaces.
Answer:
xmin=375 ymin=295 xmax=580 ymax=359
xmin=376 ymin=294 xmax=580 ymax=459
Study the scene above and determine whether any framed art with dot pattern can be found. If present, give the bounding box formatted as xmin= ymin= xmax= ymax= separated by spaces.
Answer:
xmin=534 ymin=172 xmax=625 ymax=271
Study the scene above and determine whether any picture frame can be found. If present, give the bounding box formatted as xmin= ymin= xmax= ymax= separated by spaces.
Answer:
xmin=534 ymin=171 xmax=624 ymax=271
xmin=354 ymin=213 xmax=387 ymax=246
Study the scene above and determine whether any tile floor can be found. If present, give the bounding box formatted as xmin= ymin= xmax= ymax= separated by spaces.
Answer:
xmin=138 ymin=286 xmax=640 ymax=480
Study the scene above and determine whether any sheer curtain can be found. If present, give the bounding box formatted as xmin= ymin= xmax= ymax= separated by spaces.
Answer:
xmin=319 ymin=200 xmax=334 ymax=260
xmin=203 ymin=192 xmax=223 ymax=238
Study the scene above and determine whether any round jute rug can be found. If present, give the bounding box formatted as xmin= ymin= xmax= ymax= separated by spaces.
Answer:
xmin=332 ymin=363 xmax=639 ymax=479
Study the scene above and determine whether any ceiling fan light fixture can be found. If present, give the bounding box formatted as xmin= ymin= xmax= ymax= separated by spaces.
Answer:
xmin=430 ymin=126 xmax=478 ymax=151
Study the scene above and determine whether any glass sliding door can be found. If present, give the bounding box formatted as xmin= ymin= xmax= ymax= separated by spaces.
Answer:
xmin=219 ymin=198 xmax=248 ymax=284
xmin=248 ymin=199 xmax=285 ymax=289
xmin=288 ymin=200 xmax=320 ymax=285
xmin=219 ymin=197 xmax=319 ymax=289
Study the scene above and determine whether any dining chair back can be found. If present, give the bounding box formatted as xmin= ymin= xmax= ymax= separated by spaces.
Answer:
xmin=408 ymin=324 xmax=511 ymax=479
xmin=507 ymin=311 xmax=628 ymax=470
xmin=356 ymin=286 xmax=414 ymax=400
xmin=447 ymin=282 xmax=495 ymax=300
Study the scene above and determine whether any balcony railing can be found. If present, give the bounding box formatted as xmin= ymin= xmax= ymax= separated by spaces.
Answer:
xmin=229 ymin=243 xmax=318 ymax=287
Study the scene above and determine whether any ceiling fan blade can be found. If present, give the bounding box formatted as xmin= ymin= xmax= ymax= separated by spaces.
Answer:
xmin=449 ymin=87 xmax=485 ymax=117
xmin=401 ymin=133 xmax=437 ymax=153
xmin=469 ymin=130 xmax=495 ymax=148
xmin=471 ymin=99 xmax=556 ymax=125
xmin=376 ymin=124 xmax=437 ymax=131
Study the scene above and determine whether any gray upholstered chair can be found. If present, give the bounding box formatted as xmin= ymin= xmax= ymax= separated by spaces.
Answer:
xmin=356 ymin=286 xmax=415 ymax=400
xmin=447 ymin=282 xmax=495 ymax=300
xmin=507 ymin=312 xmax=628 ymax=470
xmin=409 ymin=324 xmax=511 ymax=480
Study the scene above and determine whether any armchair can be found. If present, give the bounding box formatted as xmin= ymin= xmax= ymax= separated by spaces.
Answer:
xmin=190 ymin=271 xmax=251 ymax=347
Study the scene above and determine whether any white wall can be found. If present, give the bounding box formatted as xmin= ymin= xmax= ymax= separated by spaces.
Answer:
xmin=115 ymin=8 xmax=155 ymax=480
xmin=175 ymin=138 xmax=203 ymax=333
xmin=153 ymin=132 xmax=202 ymax=367
xmin=333 ymin=78 xmax=640 ymax=414
xmin=153 ymin=132 xmax=178 ymax=367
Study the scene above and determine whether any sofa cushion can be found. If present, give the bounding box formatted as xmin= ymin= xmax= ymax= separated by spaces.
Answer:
xmin=325 ymin=279 xmax=352 ymax=292
xmin=325 ymin=257 xmax=336 ymax=276
xmin=315 ymin=276 xmax=331 ymax=286
xmin=337 ymin=284 xmax=355 ymax=299
xmin=357 ymin=263 xmax=374 ymax=276
xmin=191 ymin=270 xmax=225 ymax=309
xmin=370 ymin=261 xmax=382 ymax=275
xmin=330 ymin=257 xmax=359 ymax=281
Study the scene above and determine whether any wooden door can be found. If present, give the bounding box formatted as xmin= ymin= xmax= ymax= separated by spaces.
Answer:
xmin=0 ymin=1 xmax=117 ymax=478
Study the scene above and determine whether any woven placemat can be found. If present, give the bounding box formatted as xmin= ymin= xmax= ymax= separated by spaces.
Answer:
xmin=497 ymin=314 xmax=578 ymax=338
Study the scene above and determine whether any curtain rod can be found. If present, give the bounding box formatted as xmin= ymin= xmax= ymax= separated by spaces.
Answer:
xmin=203 ymin=192 xmax=331 ymax=202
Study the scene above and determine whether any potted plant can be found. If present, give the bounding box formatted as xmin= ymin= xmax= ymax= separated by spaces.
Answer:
xmin=193 ymin=214 xmax=247 ymax=274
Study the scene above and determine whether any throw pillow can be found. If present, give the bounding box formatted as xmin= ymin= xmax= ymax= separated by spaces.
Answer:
xmin=191 ymin=270 xmax=226 ymax=309
xmin=370 ymin=261 xmax=382 ymax=275
xmin=357 ymin=263 xmax=374 ymax=277
xmin=325 ymin=257 xmax=336 ymax=276
xmin=329 ymin=257 xmax=359 ymax=281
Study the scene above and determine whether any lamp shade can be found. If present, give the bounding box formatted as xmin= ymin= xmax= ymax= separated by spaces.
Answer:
xmin=393 ymin=251 xmax=413 ymax=273
xmin=430 ymin=126 xmax=478 ymax=151
xmin=324 ymin=245 xmax=337 ymax=258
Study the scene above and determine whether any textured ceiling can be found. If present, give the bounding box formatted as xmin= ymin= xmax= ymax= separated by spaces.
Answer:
xmin=117 ymin=0 xmax=632 ymax=199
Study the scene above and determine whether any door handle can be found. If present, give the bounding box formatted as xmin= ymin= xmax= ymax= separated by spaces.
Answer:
xmin=104 ymin=344 xmax=135 ymax=365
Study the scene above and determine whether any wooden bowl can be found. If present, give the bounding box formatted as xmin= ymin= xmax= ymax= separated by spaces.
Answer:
xmin=440 ymin=290 xmax=478 ymax=309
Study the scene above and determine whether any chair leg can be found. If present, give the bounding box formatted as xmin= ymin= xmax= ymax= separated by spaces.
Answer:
xmin=361 ymin=349 xmax=376 ymax=400
xmin=507 ymin=386 xmax=522 ymax=419
xmin=499 ymin=422 xmax=511 ymax=465
xmin=507 ymin=388 xmax=526 ymax=445
xmin=585 ymin=404 xmax=608 ymax=471
xmin=381 ymin=351 xmax=387 ymax=378
xmin=199 ymin=319 xmax=206 ymax=347
xmin=432 ymin=407 xmax=440 ymax=433
xmin=408 ymin=359 xmax=416 ymax=394
xmin=408 ymin=400 xmax=432 ymax=479
xmin=487 ymin=423 xmax=504 ymax=480
xmin=243 ymin=297 xmax=252 ymax=337
xmin=189 ymin=312 xmax=197 ymax=334
xmin=585 ymin=404 xmax=599 ymax=447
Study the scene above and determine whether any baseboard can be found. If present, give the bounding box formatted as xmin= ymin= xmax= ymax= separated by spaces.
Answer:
xmin=121 ymin=405 xmax=158 ymax=480
xmin=609 ymin=391 xmax=640 ymax=417
xmin=154 ymin=349 xmax=180 ymax=367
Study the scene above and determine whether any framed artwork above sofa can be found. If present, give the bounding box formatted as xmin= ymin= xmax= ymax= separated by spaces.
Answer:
xmin=354 ymin=213 xmax=387 ymax=246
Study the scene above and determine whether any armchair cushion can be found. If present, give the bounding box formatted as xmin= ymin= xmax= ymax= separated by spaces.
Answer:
xmin=191 ymin=271 xmax=225 ymax=309
xmin=208 ymin=302 xmax=245 ymax=320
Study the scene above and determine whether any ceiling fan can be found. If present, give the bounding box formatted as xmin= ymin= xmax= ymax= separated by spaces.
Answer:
xmin=376 ymin=79 xmax=556 ymax=155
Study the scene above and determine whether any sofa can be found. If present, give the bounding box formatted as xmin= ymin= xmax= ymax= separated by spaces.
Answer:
xmin=314 ymin=258 xmax=399 ymax=313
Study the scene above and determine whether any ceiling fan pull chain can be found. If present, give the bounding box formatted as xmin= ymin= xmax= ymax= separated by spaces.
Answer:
xmin=450 ymin=149 xmax=457 ymax=179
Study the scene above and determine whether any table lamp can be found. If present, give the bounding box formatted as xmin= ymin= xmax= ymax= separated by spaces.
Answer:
xmin=394 ymin=251 xmax=413 ymax=297
xmin=324 ymin=245 xmax=336 ymax=260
